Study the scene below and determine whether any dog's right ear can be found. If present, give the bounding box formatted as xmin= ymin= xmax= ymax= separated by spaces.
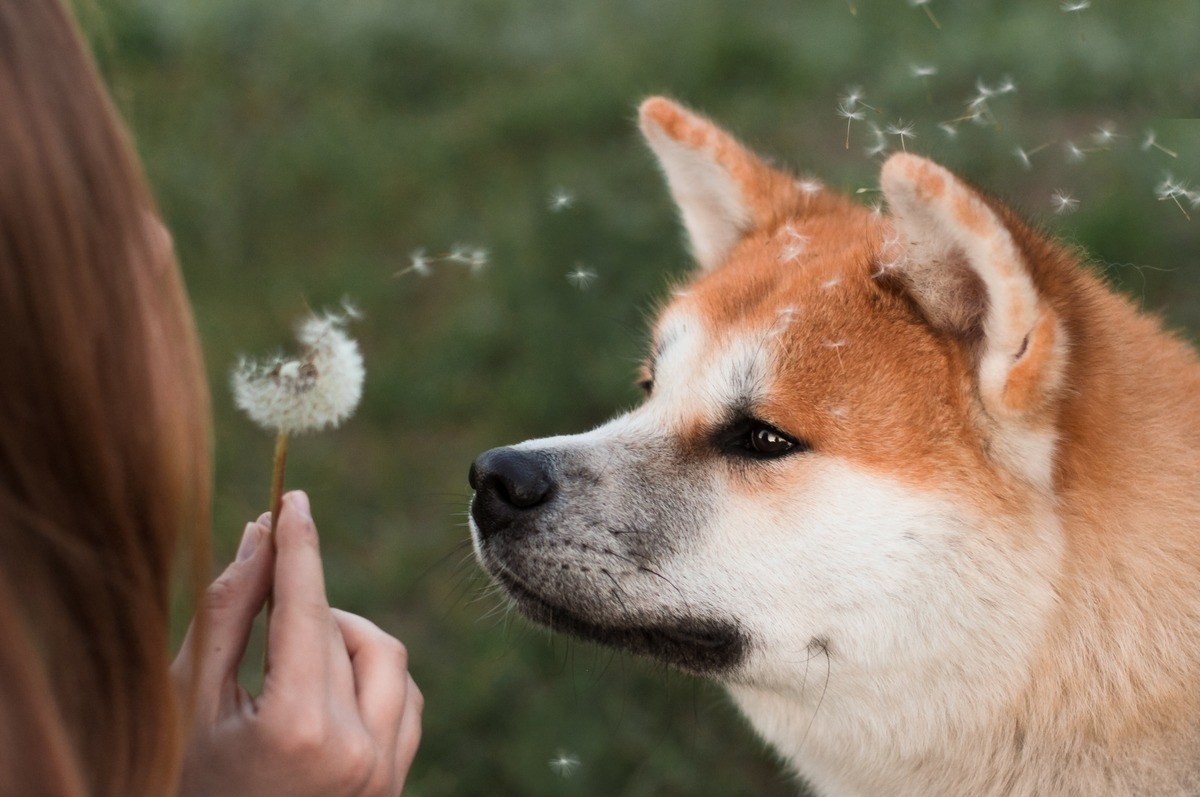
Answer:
xmin=639 ymin=97 xmax=801 ymax=271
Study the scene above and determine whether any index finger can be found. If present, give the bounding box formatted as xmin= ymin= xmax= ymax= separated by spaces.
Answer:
xmin=267 ymin=491 xmax=333 ymax=681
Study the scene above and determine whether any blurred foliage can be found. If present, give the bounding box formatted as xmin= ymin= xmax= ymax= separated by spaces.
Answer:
xmin=79 ymin=0 xmax=1198 ymax=794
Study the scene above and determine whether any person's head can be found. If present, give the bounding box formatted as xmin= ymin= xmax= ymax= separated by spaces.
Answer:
xmin=0 ymin=1 xmax=210 ymax=794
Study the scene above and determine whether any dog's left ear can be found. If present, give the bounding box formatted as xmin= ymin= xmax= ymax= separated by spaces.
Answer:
xmin=881 ymin=153 xmax=1068 ymax=422
xmin=639 ymin=96 xmax=800 ymax=271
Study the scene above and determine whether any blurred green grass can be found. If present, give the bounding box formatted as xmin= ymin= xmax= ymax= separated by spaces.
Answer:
xmin=82 ymin=1 xmax=1198 ymax=794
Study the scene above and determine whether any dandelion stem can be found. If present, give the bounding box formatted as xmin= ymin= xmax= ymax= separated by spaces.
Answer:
xmin=264 ymin=430 xmax=289 ymax=672
xmin=922 ymin=5 xmax=941 ymax=29
xmin=270 ymin=431 xmax=289 ymax=533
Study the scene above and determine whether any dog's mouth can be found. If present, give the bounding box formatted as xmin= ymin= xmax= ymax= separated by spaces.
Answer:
xmin=488 ymin=561 xmax=747 ymax=676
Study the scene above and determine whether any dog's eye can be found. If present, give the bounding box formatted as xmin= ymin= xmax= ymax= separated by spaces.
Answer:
xmin=750 ymin=424 xmax=794 ymax=455
xmin=721 ymin=418 xmax=806 ymax=459
xmin=637 ymin=378 xmax=654 ymax=395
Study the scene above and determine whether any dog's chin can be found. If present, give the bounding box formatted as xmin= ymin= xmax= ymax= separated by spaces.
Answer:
xmin=488 ymin=563 xmax=747 ymax=677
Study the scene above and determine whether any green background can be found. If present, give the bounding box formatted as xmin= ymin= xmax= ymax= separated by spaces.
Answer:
xmin=83 ymin=1 xmax=1198 ymax=794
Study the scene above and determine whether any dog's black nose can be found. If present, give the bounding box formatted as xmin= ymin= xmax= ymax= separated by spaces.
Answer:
xmin=469 ymin=447 xmax=555 ymax=519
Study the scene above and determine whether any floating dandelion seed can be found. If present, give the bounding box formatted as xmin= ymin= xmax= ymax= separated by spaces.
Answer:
xmin=837 ymin=101 xmax=866 ymax=149
xmin=956 ymin=77 xmax=1017 ymax=129
xmin=840 ymin=86 xmax=880 ymax=114
xmin=548 ymin=188 xmax=575 ymax=212
xmin=865 ymin=122 xmax=888 ymax=157
xmin=446 ymin=245 xmax=489 ymax=275
xmin=797 ymin=178 xmax=824 ymax=196
xmin=1061 ymin=0 xmax=1090 ymax=12
xmin=822 ymin=276 xmax=842 ymax=290
xmin=1064 ymin=140 xmax=1088 ymax=163
xmin=1014 ymin=141 xmax=1053 ymax=170
xmin=549 ymin=752 xmax=581 ymax=778
xmin=566 ymin=264 xmax=598 ymax=289
xmin=886 ymin=120 xmax=917 ymax=152
xmin=1051 ymin=190 xmax=1080 ymax=214
xmin=938 ymin=122 xmax=960 ymax=139
xmin=778 ymin=226 xmax=809 ymax=263
xmin=910 ymin=64 xmax=938 ymax=103
xmin=908 ymin=0 xmax=941 ymax=30
xmin=397 ymin=244 xmax=490 ymax=278
xmin=1092 ymin=123 xmax=1120 ymax=147
xmin=395 ymin=248 xmax=432 ymax=278
xmin=1156 ymin=173 xmax=1194 ymax=220
xmin=1141 ymin=129 xmax=1179 ymax=159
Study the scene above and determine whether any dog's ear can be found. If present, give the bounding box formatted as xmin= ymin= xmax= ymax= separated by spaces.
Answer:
xmin=880 ymin=153 xmax=1067 ymax=423
xmin=639 ymin=97 xmax=800 ymax=271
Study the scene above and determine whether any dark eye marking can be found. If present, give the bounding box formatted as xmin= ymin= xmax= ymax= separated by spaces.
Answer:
xmin=716 ymin=416 xmax=809 ymax=460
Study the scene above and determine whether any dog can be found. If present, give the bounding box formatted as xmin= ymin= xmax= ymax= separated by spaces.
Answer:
xmin=468 ymin=96 xmax=1200 ymax=796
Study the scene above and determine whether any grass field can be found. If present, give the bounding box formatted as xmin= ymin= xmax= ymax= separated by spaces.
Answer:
xmin=84 ymin=1 xmax=1198 ymax=793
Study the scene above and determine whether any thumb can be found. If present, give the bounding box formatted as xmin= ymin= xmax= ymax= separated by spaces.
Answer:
xmin=174 ymin=516 xmax=275 ymax=712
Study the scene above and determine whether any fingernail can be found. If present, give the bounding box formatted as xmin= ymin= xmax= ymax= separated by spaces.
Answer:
xmin=288 ymin=490 xmax=311 ymax=517
xmin=236 ymin=522 xmax=261 ymax=561
xmin=256 ymin=511 xmax=271 ymax=528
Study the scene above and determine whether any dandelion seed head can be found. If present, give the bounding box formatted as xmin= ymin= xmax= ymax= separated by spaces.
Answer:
xmin=232 ymin=307 xmax=365 ymax=435
xmin=910 ymin=63 xmax=938 ymax=78
xmin=549 ymin=752 xmax=581 ymax=778
xmin=1065 ymin=141 xmax=1087 ymax=163
xmin=822 ymin=276 xmax=842 ymax=290
xmin=823 ymin=339 xmax=848 ymax=349
xmin=1051 ymin=190 xmax=1080 ymax=214
xmin=907 ymin=0 xmax=931 ymax=6
xmin=1014 ymin=147 xmax=1032 ymax=170
xmin=829 ymin=405 xmax=849 ymax=419
xmin=840 ymin=86 xmax=864 ymax=107
xmin=566 ymin=264 xmax=598 ymax=289
xmin=1141 ymin=130 xmax=1158 ymax=150
xmin=938 ymin=122 xmax=959 ymax=139
xmin=1061 ymin=0 xmax=1090 ymax=12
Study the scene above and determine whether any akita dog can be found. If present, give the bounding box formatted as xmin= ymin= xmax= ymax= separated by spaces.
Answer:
xmin=469 ymin=97 xmax=1200 ymax=796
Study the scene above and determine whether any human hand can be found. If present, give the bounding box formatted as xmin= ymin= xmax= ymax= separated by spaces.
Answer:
xmin=172 ymin=491 xmax=422 ymax=797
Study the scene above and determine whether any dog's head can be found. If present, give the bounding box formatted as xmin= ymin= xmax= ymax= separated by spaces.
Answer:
xmin=470 ymin=98 xmax=1068 ymax=711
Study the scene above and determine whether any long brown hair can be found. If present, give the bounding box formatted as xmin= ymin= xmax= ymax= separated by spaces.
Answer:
xmin=0 ymin=1 xmax=211 ymax=794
